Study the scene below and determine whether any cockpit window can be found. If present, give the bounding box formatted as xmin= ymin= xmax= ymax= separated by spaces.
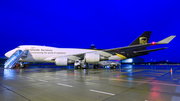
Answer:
xmin=17 ymin=46 xmax=20 ymax=48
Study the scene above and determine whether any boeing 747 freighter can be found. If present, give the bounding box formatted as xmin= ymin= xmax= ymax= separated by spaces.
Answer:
xmin=4 ymin=31 xmax=175 ymax=69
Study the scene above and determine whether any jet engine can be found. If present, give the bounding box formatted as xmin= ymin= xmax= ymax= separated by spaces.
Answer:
xmin=85 ymin=53 xmax=100 ymax=63
xmin=55 ymin=58 xmax=68 ymax=66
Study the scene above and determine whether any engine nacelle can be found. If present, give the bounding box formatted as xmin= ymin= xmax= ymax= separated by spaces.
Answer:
xmin=55 ymin=58 xmax=68 ymax=66
xmin=85 ymin=53 xmax=100 ymax=63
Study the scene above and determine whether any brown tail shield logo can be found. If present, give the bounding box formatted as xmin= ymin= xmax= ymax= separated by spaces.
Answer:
xmin=139 ymin=37 xmax=147 ymax=44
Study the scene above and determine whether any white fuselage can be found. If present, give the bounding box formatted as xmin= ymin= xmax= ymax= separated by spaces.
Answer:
xmin=5 ymin=45 xmax=122 ymax=63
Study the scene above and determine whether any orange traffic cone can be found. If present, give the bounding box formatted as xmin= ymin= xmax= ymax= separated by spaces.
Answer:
xmin=170 ymin=68 xmax=173 ymax=72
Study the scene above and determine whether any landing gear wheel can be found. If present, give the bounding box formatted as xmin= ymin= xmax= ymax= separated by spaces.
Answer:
xmin=93 ymin=65 xmax=98 ymax=69
xmin=83 ymin=63 xmax=89 ymax=69
xmin=75 ymin=65 xmax=81 ymax=69
xmin=78 ymin=65 xmax=81 ymax=69
xmin=19 ymin=62 xmax=24 ymax=68
xmin=110 ymin=66 xmax=116 ymax=69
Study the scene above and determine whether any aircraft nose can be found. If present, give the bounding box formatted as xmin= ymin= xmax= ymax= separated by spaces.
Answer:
xmin=5 ymin=48 xmax=18 ymax=58
xmin=5 ymin=52 xmax=8 ymax=58
xmin=5 ymin=51 xmax=10 ymax=58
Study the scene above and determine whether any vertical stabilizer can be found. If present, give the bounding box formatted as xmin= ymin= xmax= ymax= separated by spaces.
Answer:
xmin=130 ymin=31 xmax=152 ymax=46
xmin=129 ymin=31 xmax=152 ymax=50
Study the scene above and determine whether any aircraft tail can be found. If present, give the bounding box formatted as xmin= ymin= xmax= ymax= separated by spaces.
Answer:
xmin=129 ymin=31 xmax=152 ymax=46
xmin=129 ymin=31 xmax=152 ymax=50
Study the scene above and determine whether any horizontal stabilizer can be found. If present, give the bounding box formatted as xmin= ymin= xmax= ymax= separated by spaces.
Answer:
xmin=157 ymin=35 xmax=176 ymax=44
xmin=133 ymin=47 xmax=168 ymax=53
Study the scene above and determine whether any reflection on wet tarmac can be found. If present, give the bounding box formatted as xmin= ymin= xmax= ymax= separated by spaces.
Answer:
xmin=3 ymin=69 xmax=16 ymax=78
xmin=0 ymin=64 xmax=180 ymax=101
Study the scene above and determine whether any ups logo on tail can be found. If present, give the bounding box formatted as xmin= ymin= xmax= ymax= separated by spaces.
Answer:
xmin=139 ymin=37 xmax=147 ymax=44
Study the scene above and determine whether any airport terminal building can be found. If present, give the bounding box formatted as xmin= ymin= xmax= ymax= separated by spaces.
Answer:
xmin=121 ymin=57 xmax=144 ymax=63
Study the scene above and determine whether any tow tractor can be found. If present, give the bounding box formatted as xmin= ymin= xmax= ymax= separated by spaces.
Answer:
xmin=99 ymin=61 xmax=120 ymax=69
xmin=74 ymin=60 xmax=89 ymax=69
xmin=74 ymin=60 xmax=100 ymax=69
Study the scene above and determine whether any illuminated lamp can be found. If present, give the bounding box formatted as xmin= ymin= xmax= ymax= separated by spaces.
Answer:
xmin=151 ymin=41 xmax=156 ymax=45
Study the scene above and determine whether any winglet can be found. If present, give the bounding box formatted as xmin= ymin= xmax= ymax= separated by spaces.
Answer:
xmin=157 ymin=35 xmax=176 ymax=44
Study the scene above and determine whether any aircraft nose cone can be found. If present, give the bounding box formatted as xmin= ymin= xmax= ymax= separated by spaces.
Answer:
xmin=5 ymin=52 xmax=10 ymax=58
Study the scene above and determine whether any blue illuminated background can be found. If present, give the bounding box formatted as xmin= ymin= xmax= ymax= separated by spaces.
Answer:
xmin=0 ymin=0 xmax=179 ymax=62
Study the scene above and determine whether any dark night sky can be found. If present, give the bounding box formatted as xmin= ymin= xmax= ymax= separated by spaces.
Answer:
xmin=0 ymin=0 xmax=179 ymax=62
